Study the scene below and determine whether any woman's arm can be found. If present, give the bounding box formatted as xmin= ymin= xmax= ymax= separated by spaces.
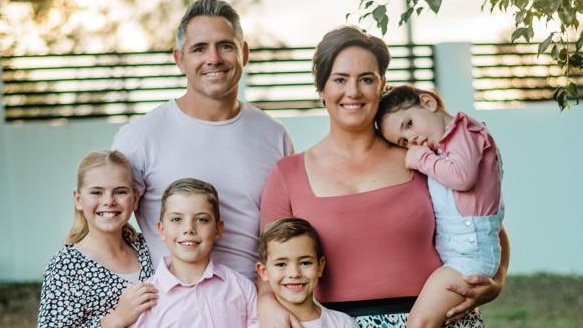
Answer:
xmin=257 ymin=164 xmax=302 ymax=327
xmin=444 ymin=225 xmax=510 ymax=324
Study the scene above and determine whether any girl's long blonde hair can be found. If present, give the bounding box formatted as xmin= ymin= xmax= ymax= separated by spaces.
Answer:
xmin=64 ymin=150 xmax=138 ymax=245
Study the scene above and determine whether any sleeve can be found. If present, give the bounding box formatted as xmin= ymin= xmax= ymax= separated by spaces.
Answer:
xmin=245 ymin=278 xmax=259 ymax=327
xmin=259 ymin=163 xmax=293 ymax=230
xmin=408 ymin=122 xmax=489 ymax=191
xmin=111 ymin=124 xmax=146 ymax=198
xmin=38 ymin=255 xmax=88 ymax=328
xmin=283 ymin=130 xmax=295 ymax=157
xmin=80 ymin=318 xmax=102 ymax=328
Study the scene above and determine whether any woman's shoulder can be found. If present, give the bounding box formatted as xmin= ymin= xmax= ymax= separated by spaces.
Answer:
xmin=274 ymin=152 xmax=304 ymax=170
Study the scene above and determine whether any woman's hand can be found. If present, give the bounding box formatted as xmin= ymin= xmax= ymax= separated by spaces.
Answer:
xmin=100 ymin=282 xmax=158 ymax=328
xmin=444 ymin=274 xmax=502 ymax=324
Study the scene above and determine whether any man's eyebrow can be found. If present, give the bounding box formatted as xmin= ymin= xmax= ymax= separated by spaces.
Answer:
xmin=187 ymin=42 xmax=207 ymax=50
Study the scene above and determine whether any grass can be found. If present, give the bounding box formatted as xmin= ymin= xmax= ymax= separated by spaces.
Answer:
xmin=0 ymin=282 xmax=40 ymax=328
xmin=480 ymin=273 xmax=583 ymax=328
xmin=1 ymin=274 xmax=582 ymax=327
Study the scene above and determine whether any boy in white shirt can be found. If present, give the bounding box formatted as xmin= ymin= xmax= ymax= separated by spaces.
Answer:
xmin=256 ymin=217 xmax=359 ymax=328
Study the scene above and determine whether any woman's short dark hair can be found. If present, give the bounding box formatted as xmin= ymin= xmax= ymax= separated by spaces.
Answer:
xmin=312 ymin=25 xmax=391 ymax=92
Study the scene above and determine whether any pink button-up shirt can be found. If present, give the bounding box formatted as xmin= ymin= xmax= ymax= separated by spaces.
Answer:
xmin=131 ymin=257 xmax=257 ymax=328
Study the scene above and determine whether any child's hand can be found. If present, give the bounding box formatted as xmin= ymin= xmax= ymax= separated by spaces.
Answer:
xmin=405 ymin=145 xmax=426 ymax=169
xmin=101 ymin=282 xmax=158 ymax=328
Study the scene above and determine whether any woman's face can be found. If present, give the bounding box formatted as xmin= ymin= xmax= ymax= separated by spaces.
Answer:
xmin=320 ymin=46 xmax=384 ymax=132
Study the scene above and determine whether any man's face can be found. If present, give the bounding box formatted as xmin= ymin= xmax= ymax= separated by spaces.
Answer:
xmin=173 ymin=15 xmax=249 ymax=101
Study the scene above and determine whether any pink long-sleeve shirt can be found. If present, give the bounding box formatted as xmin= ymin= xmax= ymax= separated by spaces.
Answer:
xmin=406 ymin=112 xmax=501 ymax=216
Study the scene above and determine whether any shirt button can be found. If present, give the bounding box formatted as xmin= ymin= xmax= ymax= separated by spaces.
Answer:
xmin=464 ymin=220 xmax=471 ymax=227
xmin=468 ymin=237 xmax=476 ymax=243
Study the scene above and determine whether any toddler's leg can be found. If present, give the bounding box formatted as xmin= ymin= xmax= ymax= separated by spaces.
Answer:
xmin=407 ymin=266 xmax=466 ymax=328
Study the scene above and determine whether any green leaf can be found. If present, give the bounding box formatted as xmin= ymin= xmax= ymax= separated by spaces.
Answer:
xmin=538 ymin=33 xmax=554 ymax=54
xmin=566 ymin=82 xmax=578 ymax=98
xmin=569 ymin=53 xmax=583 ymax=68
xmin=372 ymin=5 xmax=387 ymax=23
xmin=511 ymin=27 xmax=530 ymax=42
xmin=372 ymin=6 xmax=388 ymax=35
xmin=551 ymin=44 xmax=559 ymax=60
xmin=364 ymin=1 xmax=374 ymax=9
xmin=524 ymin=12 xmax=533 ymax=25
xmin=380 ymin=15 xmax=389 ymax=35
xmin=515 ymin=10 xmax=525 ymax=25
xmin=559 ymin=48 xmax=568 ymax=61
xmin=400 ymin=7 xmax=414 ymax=25
xmin=559 ymin=4 xmax=574 ymax=26
xmin=425 ymin=0 xmax=442 ymax=13
xmin=359 ymin=12 xmax=372 ymax=23
xmin=515 ymin=0 xmax=528 ymax=10
xmin=576 ymin=31 xmax=583 ymax=51
xmin=553 ymin=88 xmax=568 ymax=111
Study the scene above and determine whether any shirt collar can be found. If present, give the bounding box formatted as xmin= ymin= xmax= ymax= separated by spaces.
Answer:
xmin=155 ymin=257 xmax=226 ymax=293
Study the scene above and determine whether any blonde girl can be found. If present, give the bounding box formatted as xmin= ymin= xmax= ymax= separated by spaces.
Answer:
xmin=38 ymin=150 xmax=157 ymax=328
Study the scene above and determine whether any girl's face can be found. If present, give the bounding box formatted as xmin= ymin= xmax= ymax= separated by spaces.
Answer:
xmin=380 ymin=95 xmax=446 ymax=151
xmin=320 ymin=46 xmax=384 ymax=133
xmin=256 ymin=235 xmax=325 ymax=310
xmin=157 ymin=193 xmax=223 ymax=270
xmin=74 ymin=163 xmax=137 ymax=235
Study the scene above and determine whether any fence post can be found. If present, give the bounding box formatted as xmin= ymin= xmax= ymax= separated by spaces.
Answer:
xmin=433 ymin=42 xmax=475 ymax=113
xmin=0 ymin=55 xmax=14 ymax=280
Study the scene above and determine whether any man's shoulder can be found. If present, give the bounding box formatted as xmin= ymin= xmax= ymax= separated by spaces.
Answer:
xmin=241 ymin=102 xmax=285 ymax=127
xmin=112 ymin=101 xmax=175 ymax=146
xmin=125 ymin=101 xmax=175 ymax=128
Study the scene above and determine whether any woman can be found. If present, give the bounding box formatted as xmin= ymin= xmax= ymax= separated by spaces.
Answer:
xmin=258 ymin=26 xmax=509 ymax=327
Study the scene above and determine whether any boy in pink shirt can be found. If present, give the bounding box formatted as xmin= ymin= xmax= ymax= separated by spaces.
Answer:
xmin=257 ymin=217 xmax=359 ymax=328
xmin=131 ymin=178 xmax=257 ymax=328
xmin=376 ymin=85 xmax=504 ymax=328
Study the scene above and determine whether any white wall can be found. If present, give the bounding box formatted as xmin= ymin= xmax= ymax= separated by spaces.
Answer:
xmin=2 ymin=43 xmax=582 ymax=282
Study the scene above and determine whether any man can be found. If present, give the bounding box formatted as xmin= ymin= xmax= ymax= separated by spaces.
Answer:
xmin=112 ymin=0 xmax=293 ymax=281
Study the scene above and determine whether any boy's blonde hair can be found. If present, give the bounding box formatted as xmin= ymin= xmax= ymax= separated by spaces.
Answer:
xmin=159 ymin=178 xmax=220 ymax=222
